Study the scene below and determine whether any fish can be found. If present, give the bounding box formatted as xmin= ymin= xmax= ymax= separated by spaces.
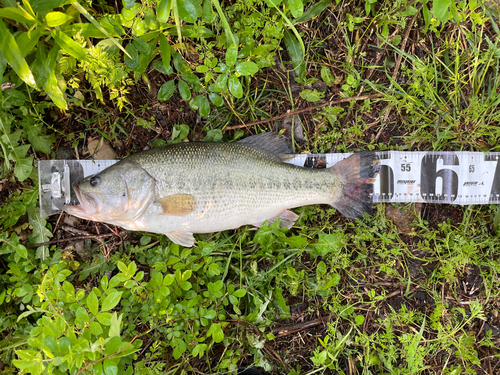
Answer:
xmin=64 ymin=133 xmax=379 ymax=247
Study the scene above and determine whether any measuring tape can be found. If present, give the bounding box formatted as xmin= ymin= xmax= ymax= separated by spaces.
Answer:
xmin=38 ymin=151 xmax=500 ymax=217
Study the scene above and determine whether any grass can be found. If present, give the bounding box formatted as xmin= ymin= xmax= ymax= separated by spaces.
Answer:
xmin=1 ymin=0 xmax=500 ymax=374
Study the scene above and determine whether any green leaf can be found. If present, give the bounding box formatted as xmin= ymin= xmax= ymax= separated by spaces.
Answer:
xmin=104 ymin=358 xmax=118 ymax=375
xmin=233 ymin=289 xmax=246 ymax=298
xmin=208 ymin=92 xmax=223 ymax=107
xmin=31 ymin=0 xmax=64 ymax=12
xmin=178 ymin=80 xmax=191 ymax=101
xmin=228 ymin=75 xmax=243 ymax=98
xmin=97 ymin=312 xmax=112 ymax=325
xmin=23 ymin=122 xmax=53 ymax=154
xmin=288 ymin=0 xmax=303 ymax=18
xmin=100 ymin=17 xmax=125 ymax=37
xmin=124 ymin=43 xmax=139 ymax=70
xmin=87 ymin=291 xmax=99 ymax=316
xmin=235 ymin=61 xmax=259 ymax=76
xmin=159 ymin=33 xmax=171 ymax=71
xmin=63 ymin=281 xmax=75 ymax=297
xmin=203 ymin=129 xmax=222 ymax=142
xmin=199 ymin=97 xmax=210 ymax=117
xmin=32 ymin=44 xmax=67 ymax=110
xmin=163 ymin=274 xmax=175 ymax=285
xmin=173 ymin=339 xmax=186 ymax=359
xmin=433 ymin=0 xmax=450 ymax=23
xmin=293 ymin=0 xmax=330 ymax=23
xmin=158 ymin=80 xmax=176 ymax=101
xmin=122 ymin=0 xmax=135 ymax=10
xmin=283 ymin=28 xmax=304 ymax=76
xmin=101 ymin=290 xmax=123 ymax=312
xmin=153 ymin=60 xmax=173 ymax=75
xmin=27 ymin=206 xmax=52 ymax=260
xmin=46 ymin=11 xmax=74 ymax=27
xmin=71 ymin=2 xmax=131 ymax=59
xmin=15 ymin=245 xmax=27 ymax=259
xmin=89 ymin=321 xmax=103 ymax=335
xmin=51 ymin=30 xmax=86 ymax=60
xmin=0 ymin=7 xmax=36 ymax=24
xmin=75 ymin=306 xmax=89 ymax=323
xmin=16 ymin=27 xmax=43 ymax=58
xmin=226 ymin=44 xmax=237 ymax=68
xmin=316 ymin=261 xmax=327 ymax=277
xmin=177 ymin=0 xmax=202 ymax=23
xmin=211 ymin=323 xmax=224 ymax=343
xmin=0 ymin=19 xmax=36 ymax=87
xmin=109 ymin=312 xmax=122 ymax=337
xmin=157 ymin=0 xmax=172 ymax=22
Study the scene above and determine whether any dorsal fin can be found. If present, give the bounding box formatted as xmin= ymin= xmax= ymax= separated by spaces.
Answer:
xmin=237 ymin=132 xmax=293 ymax=161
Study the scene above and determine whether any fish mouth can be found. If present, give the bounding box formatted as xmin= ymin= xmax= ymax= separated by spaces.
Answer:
xmin=64 ymin=183 xmax=101 ymax=218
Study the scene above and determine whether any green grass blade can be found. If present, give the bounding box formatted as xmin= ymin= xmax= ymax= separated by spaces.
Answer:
xmin=211 ymin=0 xmax=236 ymax=46
xmin=71 ymin=2 xmax=131 ymax=59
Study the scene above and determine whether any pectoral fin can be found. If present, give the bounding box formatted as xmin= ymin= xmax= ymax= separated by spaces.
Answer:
xmin=251 ymin=209 xmax=298 ymax=229
xmin=166 ymin=231 xmax=196 ymax=247
xmin=158 ymin=194 xmax=195 ymax=216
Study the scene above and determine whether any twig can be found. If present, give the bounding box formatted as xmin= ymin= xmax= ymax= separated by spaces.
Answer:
xmin=223 ymin=93 xmax=383 ymax=132
xmin=273 ymin=318 xmax=322 ymax=337
xmin=27 ymin=231 xmax=124 ymax=248
xmin=75 ymin=334 xmax=139 ymax=375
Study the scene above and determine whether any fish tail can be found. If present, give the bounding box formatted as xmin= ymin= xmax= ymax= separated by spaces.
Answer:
xmin=329 ymin=151 xmax=379 ymax=220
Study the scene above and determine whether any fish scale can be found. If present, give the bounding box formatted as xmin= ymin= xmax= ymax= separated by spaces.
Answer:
xmin=63 ymin=133 xmax=377 ymax=247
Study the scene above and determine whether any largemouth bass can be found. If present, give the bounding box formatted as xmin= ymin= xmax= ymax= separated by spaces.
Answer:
xmin=65 ymin=133 xmax=379 ymax=247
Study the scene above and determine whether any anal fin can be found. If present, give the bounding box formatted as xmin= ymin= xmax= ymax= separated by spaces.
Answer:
xmin=252 ymin=209 xmax=298 ymax=229
xmin=166 ymin=231 xmax=196 ymax=247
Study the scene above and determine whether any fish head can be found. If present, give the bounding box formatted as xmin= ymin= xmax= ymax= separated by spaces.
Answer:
xmin=64 ymin=161 xmax=155 ymax=223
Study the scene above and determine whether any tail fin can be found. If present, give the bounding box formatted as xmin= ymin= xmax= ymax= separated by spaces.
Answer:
xmin=330 ymin=151 xmax=379 ymax=220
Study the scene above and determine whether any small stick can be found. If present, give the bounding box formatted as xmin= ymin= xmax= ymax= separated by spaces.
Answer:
xmin=223 ymin=93 xmax=383 ymax=132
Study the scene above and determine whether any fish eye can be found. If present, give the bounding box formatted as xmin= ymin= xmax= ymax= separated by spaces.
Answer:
xmin=90 ymin=176 xmax=100 ymax=187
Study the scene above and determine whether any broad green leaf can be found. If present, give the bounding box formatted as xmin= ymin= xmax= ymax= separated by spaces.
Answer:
xmin=97 ymin=312 xmax=112 ymax=325
xmin=0 ymin=20 xmax=36 ymax=87
xmin=157 ymin=0 xmax=172 ymax=22
xmin=100 ymin=17 xmax=125 ymax=37
xmin=163 ymin=274 xmax=175 ymax=286
xmin=293 ymin=0 xmax=330 ymax=23
xmin=89 ymin=321 xmax=103 ymax=335
xmin=235 ymin=61 xmax=258 ymax=76
xmin=109 ymin=312 xmax=122 ymax=337
xmin=173 ymin=339 xmax=186 ymax=359
xmin=178 ymin=80 xmax=191 ymax=101
xmin=33 ymin=45 xmax=67 ymax=110
xmin=203 ymin=129 xmax=222 ymax=142
xmin=228 ymin=75 xmax=243 ymax=98
xmin=101 ymin=290 xmax=123 ymax=311
xmin=46 ymin=11 xmax=74 ymax=27
xmin=75 ymin=307 xmax=89 ymax=323
xmin=211 ymin=323 xmax=224 ymax=343
xmin=132 ymin=18 xmax=148 ymax=36
xmin=62 ymin=281 xmax=75 ymax=297
xmin=157 ymin=80 xmax=176 ymax=101
xmin=104 ymin=358 xmax=118 ymax=375
xmin=189 ymin=94 xmax=203 ymax=110
xmin=30 ymin=0 xmax=64 ymax=12
xmin=433 ymin=0 xmax=450 ymax=23
xmin=153 ymin=60 xmax=173 ymax=75
xmin=177 ymin=0 xmax=201 ymax=23
xmin=208 ymin=92 xmax=223 ymax=107
xmin=51 ymin=30 xmax=86 ymax=60
xmin=144 ymin=7 xmax=159 ymax=30
xmin=122 ymin=0 xmax=135 ymax=10
xmin=121 ymin=2 xmax=141 ymax=21
xmin=124 ymin=43 xmax=139 ymax=70
xmin=199 ymin=97 xmax=210 ymax=117
xmin=87 ymin=291 xmax=99 ymax=315
xmin=62 ymin=23 xmax=106 ymax=38
xmin=233 ymin=289 xmax=246 ymax=298
xmin=15 ymin=245 xmax=27 ymax=259
xmin=159 ymin=33 xmax=171 ymax=71
xmin=226 ymin=43 xmax=237 ymax=68
xmin=16 ymin=27 xmax=43 ymax=58
xmin=23 ymin=123 xmax=52 ymax=154
xmin=213 ymin=74 xmax=228 ymax=92
xmin=0 ymin=7 xmax=36 ymax=24
xmin=27 ymin=206 xmax=52 ymax=259
xmin=283 ymin=28 xmax=305 ymax=76
xmin=288 ymin=0 xmax=303 ymax=18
